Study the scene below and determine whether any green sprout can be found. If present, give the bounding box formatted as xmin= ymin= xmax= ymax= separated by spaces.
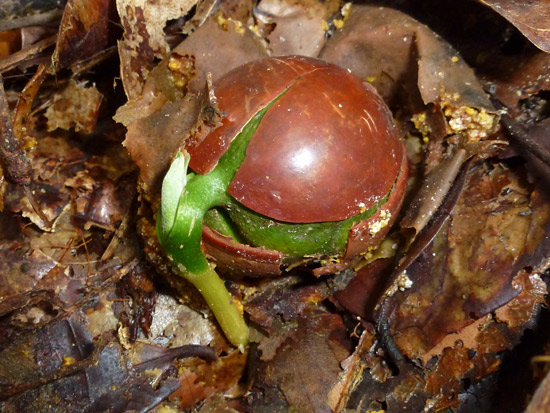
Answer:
xmin=157 ymin=100 xmax=278 ymax=349
xmin=157 ymin=86 xmax=395 ymax=349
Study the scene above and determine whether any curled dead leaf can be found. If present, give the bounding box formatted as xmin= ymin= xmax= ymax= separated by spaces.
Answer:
xmin=479 ymin=0 xmax=550 ymax=53
xmin=400 ymin=148 xmax=467 ymax=241
xmin=254 ymin=0 xmax=340 ymax=57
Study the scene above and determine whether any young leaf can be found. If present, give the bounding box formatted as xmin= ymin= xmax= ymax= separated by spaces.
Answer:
xmin=159 ymin=151 xmax=190 ymax=240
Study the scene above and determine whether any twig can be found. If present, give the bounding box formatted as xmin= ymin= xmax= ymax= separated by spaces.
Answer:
xmin=0 ymin=9 xmax=62 ymax=32
xmin=14 ymin=63 xmax=48 ymax=138
xmin=0 ymin=34 xmax=57 ymax=73
xmin=23 ymin=185 xmax=52 ymax=227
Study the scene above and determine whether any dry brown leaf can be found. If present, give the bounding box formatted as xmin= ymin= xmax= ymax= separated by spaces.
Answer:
xmin=424 ymin=347 xmax=473 ymax=411
xmin=0 ymin=29 xmax=21 ymax=58
xmin=256 ymin=318 xmax=297 ymax=361
xmin=169 ymin=16 xmax=268 ymax=96
xmin=0 ymin=249 xmax=57 ymax=315
xmin=327 ymin=329 xmax=377 ymax=411
xmin=169 ymin=370 xmax=215 ymax=410
xmin=386 ymin=161 xmax=550 ymax=360
xmin=321 ymin=5 xmax=493 ymax=112
xmin=3 ymin=136 xmax=85 ymax=230
xmin=320 ymin=4 xmax=420 ymax=108
xmin=45 ymin=79 xmax=103 ymax=133
xmin=255 ymin=0 xmax=340 ymax=57
xmin=50 ymin=0 xmax=115 ymax=72
xmin=248 ymin=308 xmax=352 ymax=412
xmin=495 ymin=270 xmax=548 ymax=329
xmin=400 ymin=148 xmax=466 ymax=240
xmin=116 ymin=0 xmax=198 ymax=100
xmin=187 ymin=349 xmax=248 ymax=397
xmin=122 ymin=92 xmax=203 ymax=197
xmin=479 ymin=0 xmax=550 ymax=53
xmin=118 ymin=14 xmax=268 ymax=197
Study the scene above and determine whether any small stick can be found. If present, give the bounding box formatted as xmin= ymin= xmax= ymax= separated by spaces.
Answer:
xmin=0 ymin=9 xmax=62 ymax=32
xmin=13 ymin=63 xmax=48 ymax=138
xmin=0 ymin=34 xmax=57 ymax=73
xmin=23 ymin=185 xmax=52 ymax=227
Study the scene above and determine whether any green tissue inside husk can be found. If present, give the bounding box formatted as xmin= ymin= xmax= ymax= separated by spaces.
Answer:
xmin=204 ymin=193 xmax=388 ymax=257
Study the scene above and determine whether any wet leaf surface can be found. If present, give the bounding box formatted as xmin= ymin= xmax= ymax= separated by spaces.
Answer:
xmin=383 ymin=161 xmax=550 ymax=360
xmin=247 ymin=306 xmax=353 ymax=413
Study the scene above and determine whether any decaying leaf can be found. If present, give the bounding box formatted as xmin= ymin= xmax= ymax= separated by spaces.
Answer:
xmin=122 ymin=92 xmax=203 ymax=197
xmin=495 ymin=269 xmax=548 ymax=329
xmin=400 ymin=148 xmax=466 ymax=240
xmin=485 ymin=49 xmax=550 ymax=117
xmin=320 ymin=5 xmax=494 ymax=113
xmin=44 ymin=79 xmax=103 ymax=133
xmin=3 ymin=136 xmax=84 ymax=230
xmin=0 ymin=28 xmax=21 ymax=58
xmin=333 ymin=258 xmax=394 ymax=322
xmin=247 ymin=307 xmax=352 ymax=412
xmin=254 ymin=0 xmax=340 ymax=57
xmin=479 ymin=0 xmax=550 ymax=53
xmin=2 ymin=0 xmax=550 ymax=411
xmin=118 ymin=12 xmax=268 ymax=197
xmin=168 ymin=14 xmax=268 ymax=95
xmin=116 ymin=0 xmax=198 ymax=100
xmin=0 ymin=74 xmax=32 ymax=187
xmin=50 ymin=0 xmax=117 ymax=73
xmin=175 ymin=347 xmax=248 ymax=402
xmin=13 ymin=64 xmax=48 ymax=139
xmin=0 ymin=0 xmax=65 ymax=20
xmin=502 ymin=116 xmax=550 ymax=186
xmin=383 ymin=161 xmax=550 ymax=360
xmin=169 ymin=370 xmax=216 ymax=409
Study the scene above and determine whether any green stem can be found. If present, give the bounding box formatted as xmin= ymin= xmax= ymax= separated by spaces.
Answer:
xmin=157 ymin=93 xmax=285 ymax=348
xmin=186 ymin=266 xmax=249 ymax=351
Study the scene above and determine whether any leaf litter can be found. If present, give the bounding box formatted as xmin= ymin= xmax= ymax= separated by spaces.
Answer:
xmin=1 ymin=0 xmax=550 ymax=411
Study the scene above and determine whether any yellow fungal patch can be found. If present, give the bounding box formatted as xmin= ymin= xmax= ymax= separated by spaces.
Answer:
xmin=368 ymin=210 xmax=391 ymax=236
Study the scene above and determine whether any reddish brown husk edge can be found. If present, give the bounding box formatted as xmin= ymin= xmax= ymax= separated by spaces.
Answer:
xmin=201 ymin=226 xmax=284 ymax=278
